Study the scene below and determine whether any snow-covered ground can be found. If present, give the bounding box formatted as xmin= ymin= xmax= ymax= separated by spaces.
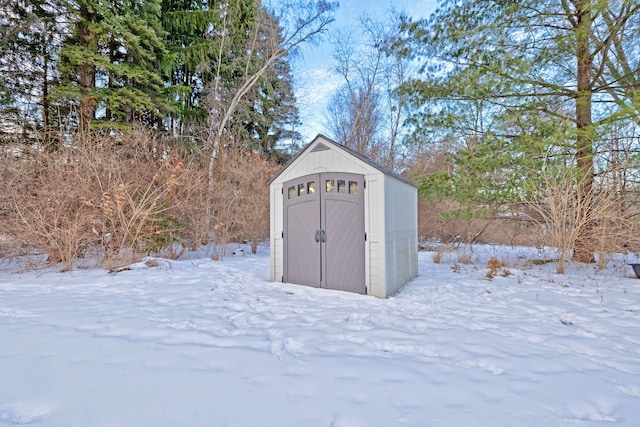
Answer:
xmin=1 ymin=244 xmax=639 ymax=426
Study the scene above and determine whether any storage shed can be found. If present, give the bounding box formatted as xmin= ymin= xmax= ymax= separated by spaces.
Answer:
xmin=269 ymin=134 xmax=418 ymax=298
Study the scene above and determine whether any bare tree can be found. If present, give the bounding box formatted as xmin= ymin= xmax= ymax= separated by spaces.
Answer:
xmin=363 ymin=10 xmax=411 ymax=170
xmin=325 ymin=25 xmax=383 ymax=160
xmin=206 ymin=1 xmax=336 ymax=200
xmin=325 ymin=78 xmax=382 ymax=156
xmin=324 ymin=8 xmax=411 ymax=168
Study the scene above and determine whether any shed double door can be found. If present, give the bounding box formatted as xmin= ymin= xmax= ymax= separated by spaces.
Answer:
xmin=283 ymin=172 xmax=365 ymax=294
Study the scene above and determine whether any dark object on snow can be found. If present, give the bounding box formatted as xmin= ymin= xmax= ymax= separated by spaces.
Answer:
xmin=629 ymin=263 xmax=640 ymax=278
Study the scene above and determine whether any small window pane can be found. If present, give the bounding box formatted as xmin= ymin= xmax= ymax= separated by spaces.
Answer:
xmin=337 ymin=180 xmax=346 ymax=193
xmin=349 ymin=181 xmax=359 ymax=195
xmin=288 ymin=186 xmax=295 ymax=199
xmin=307 ymin=181 xmax=315 ymax=194
xmin=326 ymin=179 xmax=335 ymax=192
xmin=298 ymin=183 xmax=306 ymax=196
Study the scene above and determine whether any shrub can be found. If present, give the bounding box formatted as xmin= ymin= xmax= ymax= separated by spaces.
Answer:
xmin=209 ymin=148 xmax=281 ymax=256
xmin=3 ymin=130 xmax=194 ymax=269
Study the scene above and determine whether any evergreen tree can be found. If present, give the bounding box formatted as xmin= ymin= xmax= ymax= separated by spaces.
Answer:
xmin=161 ymin=0 xmax=256 ymax=137
xmin=0 ymin=0 xmax=67 ymax=146
xmin=102 ymin=0 xmax=172 ymax=127
xmin=57 ymin=0 xmax=170 ymax=132
xmin=240 ymin=55 xmax=300 ymax=160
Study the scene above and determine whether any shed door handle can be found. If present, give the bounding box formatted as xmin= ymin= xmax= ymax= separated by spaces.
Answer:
xmin=315 ymin=229 xmax=321 ymax=242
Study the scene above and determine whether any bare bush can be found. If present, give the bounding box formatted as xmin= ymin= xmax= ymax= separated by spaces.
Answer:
xmin=592 ymin=194 xmax=640 ymax=270
xmin=3 ymin=131 xmax=189 ymax=269
xmin=210 ymin=148 xmax=281 ymax=257
xmin=456 ymin=249 xmax=473 ymax=265
xmin=171 ymin=164 xmax=212 ymax=252
xmin=522 ymin=168 xmax=636 ymax=274
xmin=75 ymin=133 xmax=191 ymax=267
xmin=237 ymin=153 xmax=281 ymax=253
xmin=3 ymin=150 xmax=99 ymax=270
xmin=1 ymin=129 xmax=281 ymax=270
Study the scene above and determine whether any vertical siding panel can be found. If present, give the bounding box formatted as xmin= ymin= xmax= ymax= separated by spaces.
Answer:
xmin=270 ymin=184 xmax=283 ymax=282
xmin=365 ymin=175 xmax=385 ymax=297
xmin=384 ymin=176 xmax=419 ymax=295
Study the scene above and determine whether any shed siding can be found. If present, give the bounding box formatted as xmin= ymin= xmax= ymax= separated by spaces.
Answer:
xmin=281 ymin=147 xmax=371 ymax=179
xmin=368 ymin=241 xmax=383 ymax=297
xmin=270 ymin=183 xmax=284 ymax=282
xmin=365 ymin=175 xmax=385 ymax=298
xmin=384 ymin=175 xmax=419 ymax=295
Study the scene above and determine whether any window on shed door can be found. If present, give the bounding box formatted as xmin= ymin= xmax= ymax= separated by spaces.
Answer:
xmin=298 ymin=183 xmax=306 ymax=196
xmin=326 ymin=179 xmax=335 ymax=192
xmin=288 ymin=186 xmax=296 ymax=199
xmin=337 ymin=180 xmax=346 ymax=193
xmin=349 ymin=181 xmax=358 ymax=195
xmin=307 ymin=181 xmax=315 ymax=194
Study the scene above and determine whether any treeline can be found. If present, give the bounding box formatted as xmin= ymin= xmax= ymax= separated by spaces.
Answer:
xmin=318 ymin=1 xmax=640 ymax=272
xmin=3 ymin=0 xmax=640 ymax=274
xmin=0 ymin=0 xmax=337 ymax=154
xmin=0 ymin=0 xmax=335 ymax=269
xmin=398 ymin=0 xmax=640 ymax=271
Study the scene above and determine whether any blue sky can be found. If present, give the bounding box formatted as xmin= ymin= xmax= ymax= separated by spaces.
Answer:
xmin=288 ymin=0 xmax=438 ymax=143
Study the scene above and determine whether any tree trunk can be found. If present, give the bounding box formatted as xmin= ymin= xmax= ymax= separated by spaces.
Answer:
xmin=42 ymin=30 xmax=52 ymax=151
xmin=573 ymin=0 xmax=596 ymax=263
xmin=77 ymin=4 xmax=96 ymax=134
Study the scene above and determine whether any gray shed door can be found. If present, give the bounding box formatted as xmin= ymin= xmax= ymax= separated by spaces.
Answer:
xmin=283 ymin=172 xmax=365 ymax=294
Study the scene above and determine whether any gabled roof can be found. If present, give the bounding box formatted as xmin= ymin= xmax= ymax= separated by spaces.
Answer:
xmin=271 ymin=134 xmax=417 ymax=187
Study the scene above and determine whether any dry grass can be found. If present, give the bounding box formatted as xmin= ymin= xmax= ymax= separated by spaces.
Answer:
xmin=431 ymin=245 xmax=453 ymax=264
xmin=456 ymin=250 xmax=473 ymax=265
xmin=485 ymin=256 xmax=511 ymax=279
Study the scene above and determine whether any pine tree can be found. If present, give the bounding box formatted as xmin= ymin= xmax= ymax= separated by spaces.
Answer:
xmin=0 ymin=0 xmax=66 ymax=146
xmin=231 ymin=55 xmax=299 ymax=159
xmin=57 ymin=0 xmax=170 ymax=132
xmin=161 ymin=0 xmax=257 ymax=137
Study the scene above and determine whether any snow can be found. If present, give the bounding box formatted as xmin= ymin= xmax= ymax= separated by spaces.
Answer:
xmin=1 ymin=244 xmax=640 ymax=426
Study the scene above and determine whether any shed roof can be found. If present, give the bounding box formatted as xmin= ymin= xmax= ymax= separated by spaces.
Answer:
xmin=271 ymin=134 xmax=417 ymax=188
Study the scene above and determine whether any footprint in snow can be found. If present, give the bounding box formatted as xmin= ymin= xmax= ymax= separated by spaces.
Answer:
xmin=0 ymin=402 xmax=51 ymax=425
xmin=267 ymin=329 xmax=304 ymax=361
